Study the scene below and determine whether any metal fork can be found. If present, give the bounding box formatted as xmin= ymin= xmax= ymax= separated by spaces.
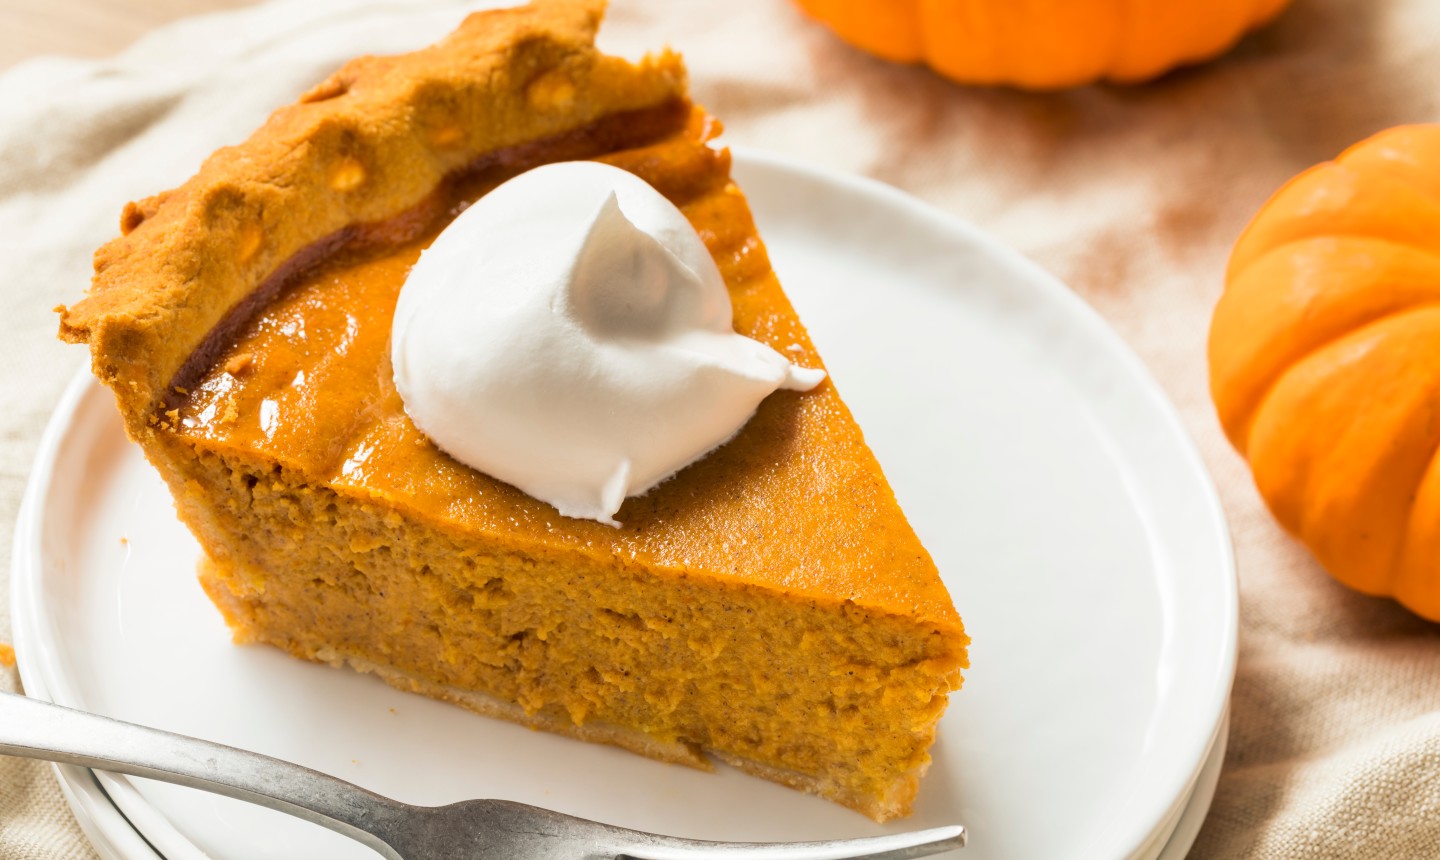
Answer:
xmin=0 ymin=691 xmax=964 ymax=859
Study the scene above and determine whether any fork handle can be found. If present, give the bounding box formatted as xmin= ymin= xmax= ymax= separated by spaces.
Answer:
xmin=0 ymin=691 xmax=406 ymax=859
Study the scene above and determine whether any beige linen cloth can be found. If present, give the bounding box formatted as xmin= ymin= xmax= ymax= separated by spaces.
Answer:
xmin=4 ymin=0 xmax=1440 ymax=857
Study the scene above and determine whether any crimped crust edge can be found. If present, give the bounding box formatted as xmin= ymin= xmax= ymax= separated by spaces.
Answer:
xmin=59 ymin=0 xmax=686 ymax=439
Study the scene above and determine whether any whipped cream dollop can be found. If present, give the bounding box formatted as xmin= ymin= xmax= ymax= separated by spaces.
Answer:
xmin=391 ymin=161 xmax=825 ymax=526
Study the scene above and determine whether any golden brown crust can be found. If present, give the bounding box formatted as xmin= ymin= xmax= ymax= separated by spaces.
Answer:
xmin=59 ymin=0 xmax=685 ymax=439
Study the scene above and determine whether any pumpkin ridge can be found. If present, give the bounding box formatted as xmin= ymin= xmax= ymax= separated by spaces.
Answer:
xmin=1233 ymin=222 xmax=1440 ymax=287
xmin=1225 ymin=162 xmax=1332 ymax=281
xmin=1340 ymin=147 xmax=1440 ymax=221
xmin=1216 ymin=234 xmax=1440 ymax=431
xmin=1392 ymin=431 xmax=1440 ymax=614
xmin=1215 ymin=231 xmax=1440 ymax=449
xmin=1235 ymin=234 xmax=1440 ymax=281
xmin=1335 ymin=126 xmax=1440 ymax=200
xmin=1228 ymin=163 xmax=1440 ymax=279
xmin=1254 ymin=307 xmax=1440 ymax=588
xmin=1230 ymin=296 xmax=1440 ymax=455
xmin=1350 ymin=323 xmax=1440 ymax=602
xmin=1217 ymin=233 xmax=1440 ymax=418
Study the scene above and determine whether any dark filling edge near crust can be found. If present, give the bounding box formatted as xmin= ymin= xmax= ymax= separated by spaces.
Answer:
xmin=164 ymin=98 xmax=693 ymax=413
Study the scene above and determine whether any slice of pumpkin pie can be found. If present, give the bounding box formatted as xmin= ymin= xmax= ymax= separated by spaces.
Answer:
xmin=57 ymin=0 xmax=968 ymax=822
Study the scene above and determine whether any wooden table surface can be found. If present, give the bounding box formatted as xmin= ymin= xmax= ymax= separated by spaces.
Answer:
xmin=2 ymin=0 xmax=257 ymax=70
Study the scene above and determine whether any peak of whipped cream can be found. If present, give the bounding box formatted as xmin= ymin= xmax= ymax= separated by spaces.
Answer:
xmin=391 ymin=161 xmax=825 ymax=526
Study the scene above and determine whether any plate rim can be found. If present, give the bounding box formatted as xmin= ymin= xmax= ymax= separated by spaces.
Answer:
xmin=11 ymin=150 xmax=1237 ymax=860
xmin=10 ymin=372 xmax=167 ymax=860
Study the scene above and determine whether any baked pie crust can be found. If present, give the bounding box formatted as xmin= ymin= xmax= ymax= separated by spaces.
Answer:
xmin=59 ymin=0 xmax=968 ymax=821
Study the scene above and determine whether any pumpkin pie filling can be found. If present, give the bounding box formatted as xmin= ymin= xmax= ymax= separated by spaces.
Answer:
xmin=60 ymin=0 xmax=968 ymax=822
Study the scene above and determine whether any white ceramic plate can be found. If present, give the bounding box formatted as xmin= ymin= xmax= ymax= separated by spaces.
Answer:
xmin=17 ymin=704 xmax=1227 ymax=860
xmin=11 ymin=151 xmax=1235 ymax=860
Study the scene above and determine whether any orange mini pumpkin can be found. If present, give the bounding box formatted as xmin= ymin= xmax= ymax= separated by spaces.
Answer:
xmin=1210 ymin=125 xmax=1440 ymax=620
xmin=793 ymin=0 xmax=1293 ymax=89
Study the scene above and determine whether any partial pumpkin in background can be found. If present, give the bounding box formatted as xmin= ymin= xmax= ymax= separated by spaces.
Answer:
xmin=792 ymin=0 xmax=1294 ymax=89
xmin=1210 ymin=125 xmax=1440 ymax=621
